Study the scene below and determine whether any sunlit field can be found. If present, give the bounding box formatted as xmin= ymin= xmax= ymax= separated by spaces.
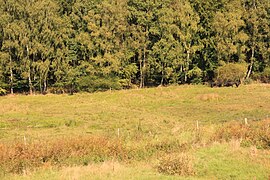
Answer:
xmin=0 ymin=84 xmax=270 ymax=179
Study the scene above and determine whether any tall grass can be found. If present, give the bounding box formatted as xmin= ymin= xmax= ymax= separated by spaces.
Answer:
xmin=213 ymin=119 xmax=270 ymax=149
xmin=0 ymin=136 xmax=123 ymax=174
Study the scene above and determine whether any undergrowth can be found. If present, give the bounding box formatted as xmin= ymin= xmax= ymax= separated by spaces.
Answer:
xmin=213 ymin=119 xmax=270 ymax=149
xmin=0 ymin=136 xmax=123 ymax=174
xmin=157 ymin=153 xmax=196 ymax=176
xmin=0 ymin=135 xmax=193 ymax=175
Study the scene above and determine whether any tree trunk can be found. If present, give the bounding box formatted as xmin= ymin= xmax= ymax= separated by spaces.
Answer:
xmin=142 ymin=46 xmax=146 ymax=88
xmin=140 ymin=29 xmax=148 ymax=88
xmin=40 ymin=82 xmax=42 ymax=93
xmin=28 ymin=71 xmax=33 ymax=95
xmin=246 ymin=62 xmax=253 ymax=80
xmin=161 ymin=67 xmax=164 ymax=86
xmin=185 ymin=50 xmax=190 ymax=83
xmin=246 ymin=46 xmax=254 ymax=79
xmin=253 ymin=0 xmax=257 ymax=9
xmin=139 ymin=61 xmax=142 ymax=88
xmin=69 ymin=77 xmax=74 ymax=95
xmin=9 ymin=49 xmax=13 ymax=95
xmin=10 ymin=64 xmax=14 ymax=95
xmin=43 ymin=78 xmax=47 ymax=93
xmin=139 ymin=50 xmax=144 ymax=88
xmin=26 ymin=45 xmax=33 ymax=95
xmin=39 ymin=76 xmax=43 ymax=94
xmin=161 ymin=61 xmax=166 ymax=86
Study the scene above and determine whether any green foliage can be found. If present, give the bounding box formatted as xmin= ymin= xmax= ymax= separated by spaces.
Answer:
xmin=252 ymin=67 xmax=270 ymax=83
xmin=77 ymin=76 xmax=122 ymax=92
xmin=216 ymin=63 xmax=247 ymax=82
xmin=0 ymin=87 xmax=6 ymax=96
xmin=187 ymin=67 xmax=203 ymax=84
xmin=261 ymin=68 xmax=270 ymax=83
xmin=212 ymin=0 xmax=247 ymax=62
xmin=0 ymin=0 xmax=269 ymax=94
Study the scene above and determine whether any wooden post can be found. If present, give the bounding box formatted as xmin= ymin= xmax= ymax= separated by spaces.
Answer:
xmin=244 ymin=118 xmax=248 ymax=125
xmin=24 ymin=136 xmax=26 ymax=146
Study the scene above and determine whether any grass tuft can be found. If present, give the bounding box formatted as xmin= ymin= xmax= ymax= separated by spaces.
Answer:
xmin=157 ymin=153 xmax=195 ymax=176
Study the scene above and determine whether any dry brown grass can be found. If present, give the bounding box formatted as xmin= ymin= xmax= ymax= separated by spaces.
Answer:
xmin=197 ymin=93 xmax=220 ymax=101
xmin=60 ymin=161 xmax=123 ymax=180
xmin=0 ymin=136 xmax=124 ymax=174
xmin=0 ymin=135 xmax=191 ymax=175
xmin=213 ymin=119 xmax=270 ymax=149
xmin=156 ymin=153 xmax=195 ymax=176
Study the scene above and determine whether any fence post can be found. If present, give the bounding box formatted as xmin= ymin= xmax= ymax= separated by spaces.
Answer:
xmin=244 ymin=118 xmax=248 ymax=125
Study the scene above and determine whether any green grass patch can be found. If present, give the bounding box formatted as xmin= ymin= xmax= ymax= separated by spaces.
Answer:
xmin=196 ymin=143 xmax=270 ymax=179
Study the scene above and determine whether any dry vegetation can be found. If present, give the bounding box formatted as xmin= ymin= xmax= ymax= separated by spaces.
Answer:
xmin=157 ymin=153 xmax=195 ymax=176
xmin=0 ymin=136 xmax=123 ymax=174
xmin=213 ymin=119 xmax=270 ymax=149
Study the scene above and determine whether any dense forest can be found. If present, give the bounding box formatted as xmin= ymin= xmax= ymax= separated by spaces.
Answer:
xmin=0 ymin=0 xmax=269 ymax=94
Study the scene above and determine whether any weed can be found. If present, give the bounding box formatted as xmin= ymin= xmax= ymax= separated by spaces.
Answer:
xmin=0 ymin=136 xmax=124 ymax=174
xmin=157 ymin=153 xmax=195 ymax=176
xmin=213 ymin=119 xmax=270 ymax=149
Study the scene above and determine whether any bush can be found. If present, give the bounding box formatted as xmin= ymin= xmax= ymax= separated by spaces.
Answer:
xmin=157 ymin=153 xmax=195 ymax=176
xmin=212 ymin=119 xmax=270 ymax=149
xmin=77 ymin=76 xmax=122 ymax=92
xmin=261 ymin=67 xmax=270 ymax=83
xmin=242 ymin=78 xmax=254 ymax=85
xmin=187 ymin=67 xmax=203 ymax=84
xmin=216 ymin=63 xmax=247 ymax=83
xmin=252 ymin=67 xmax=270 ymax=83
xmin=0 ymin=87 xmax=7 ymax=96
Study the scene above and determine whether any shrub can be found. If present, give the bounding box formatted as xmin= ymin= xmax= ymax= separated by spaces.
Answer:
xmin=187 ymin=67 xmax=203 ymax=84
xmin=213 ymin=119 xmax=270 ymax=149
xmin=47 ymin=86 xmax=67 ymax=94
xmin=252 ymin=67 xmax=270 ymax=83
xmin=215 ymin=63 xmax=247 ymax=83
xmin=261 ymin=67 xmax=270 ymax=83
xmin=157 ymin=153 xmax=195 ymax=176
xmin=0 ymin=136 xmax=124 ymax=174
xmin=77 ymin=76 xmax=122 ymax=92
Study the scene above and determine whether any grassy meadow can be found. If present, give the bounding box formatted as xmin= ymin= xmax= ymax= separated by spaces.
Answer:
xmin=0 ymin=84 xmax=270 ymax=179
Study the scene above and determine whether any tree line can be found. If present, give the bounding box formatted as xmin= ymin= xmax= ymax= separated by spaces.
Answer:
xmin=0 ymin=0 xmax=269 ymax=94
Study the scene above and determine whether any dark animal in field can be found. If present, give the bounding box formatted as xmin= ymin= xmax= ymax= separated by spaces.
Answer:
xmin=210 ymin=79 xmax=241 ymax=88
xmin=223 ymin=81 xmax=235 ymax=87
xmin=210 ymin=81 xmax=223 ymax=88
xmin=224 ymin=80 xmax=241 ymax=87
xmin=235 ymin=79 xmax=241 ymax=87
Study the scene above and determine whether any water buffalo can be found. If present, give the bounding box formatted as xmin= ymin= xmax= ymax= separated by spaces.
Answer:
xmin=224 ymin=79 xmax=241 ymax=87
xmin=210 ymin=80 xmax=223 ymax=88
xmin=211 ymin=79 xmax=241 ymax=88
